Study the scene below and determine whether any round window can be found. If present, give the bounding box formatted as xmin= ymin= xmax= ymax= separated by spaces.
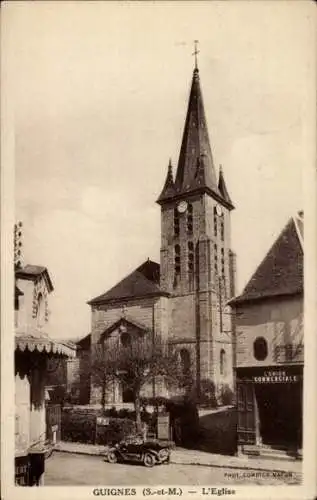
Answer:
xmin=253 ymin=337 xmax=268 ymax=361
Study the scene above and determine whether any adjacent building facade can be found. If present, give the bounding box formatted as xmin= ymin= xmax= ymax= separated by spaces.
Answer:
xmin=230 ymin=213 xmax=304 ymax=457
xmin=89 ymin=63 xmax=236 ymax=405
xmin=15 ymin=255 xmax=75 ymax=485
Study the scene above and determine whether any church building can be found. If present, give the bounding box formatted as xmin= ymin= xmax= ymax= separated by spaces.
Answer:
xmin=89 ymin=60 xmax=236 ymax=405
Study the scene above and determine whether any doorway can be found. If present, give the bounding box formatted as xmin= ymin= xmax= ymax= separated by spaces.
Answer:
xmin=122 ymin=384 xmax=134 ymax=403
xmin=254 ymin=382 xmax=302 ymax=449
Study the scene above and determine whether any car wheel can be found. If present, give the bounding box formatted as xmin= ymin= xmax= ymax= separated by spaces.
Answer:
xmin=107 ymin=451 xmax=118 ymax=464
xmin=143 ymin=453 xmax=155 ymax=467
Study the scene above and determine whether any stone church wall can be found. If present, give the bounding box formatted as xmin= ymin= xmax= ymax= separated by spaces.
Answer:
xmin=91 ymin=297 xmax=169 ymax=342
xmin=168 ymin=294 xmax=195 ymax=342
xmin=90 ymin=296 xmax=169 ymax=404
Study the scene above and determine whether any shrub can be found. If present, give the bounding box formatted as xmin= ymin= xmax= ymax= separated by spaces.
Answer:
xmin=96 ymin=418 xmax=136 ymax=445
xmin=219 ymin=384 xmax=234 ymax=406
xmin=199 ymin=379 xmax=218 ymax=408
xmin=117 ymin=408 xmax=129 ymax=419
xmin=61 ymin=409 xmax=97 ymax=444
xmin=166 ymin=397 xmax=200 ymax=446
xmin=61 ymin=407 xmax=138 ymax=445
xmin=140 ymin=410 xmax=152 ymax=425
xmin=108 ymin=406 xmax=118 ymax=418
xmin=47 ymin=386 xmax=66 ymax=405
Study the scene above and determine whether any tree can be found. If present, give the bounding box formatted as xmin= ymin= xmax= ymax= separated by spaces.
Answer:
xmin=92 ymin=333 xmax=185 ymax=433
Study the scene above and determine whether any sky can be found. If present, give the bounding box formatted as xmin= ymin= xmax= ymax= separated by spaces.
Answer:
xmin=5 ymin=1 xmax=314 ymax=339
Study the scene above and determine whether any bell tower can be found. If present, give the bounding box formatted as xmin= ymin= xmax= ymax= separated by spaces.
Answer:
xmin=157 ymin=56 xmax=236 ymax=399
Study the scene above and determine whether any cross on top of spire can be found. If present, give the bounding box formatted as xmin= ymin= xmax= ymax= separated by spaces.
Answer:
xmin=192 ymin=40 xmax=199 ymax=70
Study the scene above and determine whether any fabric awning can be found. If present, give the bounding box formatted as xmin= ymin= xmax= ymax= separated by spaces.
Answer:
xmin=15 ymin=329 xmax=76 ymax=358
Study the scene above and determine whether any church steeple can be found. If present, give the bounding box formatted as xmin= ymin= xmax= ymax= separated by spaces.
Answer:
xmin=158 ymin=61 xmax=234 ymax=208
xmin=157 ymin=52 xmax=234 ymax=211
xmin=173 ymin=64 xmax=221 ymax=198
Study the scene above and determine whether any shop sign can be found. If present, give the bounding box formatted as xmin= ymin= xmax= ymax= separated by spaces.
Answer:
xmin=253 ymin=369 xmax=298 ymax=384
xmin=97 ymin=417 xmax=110 ymax=426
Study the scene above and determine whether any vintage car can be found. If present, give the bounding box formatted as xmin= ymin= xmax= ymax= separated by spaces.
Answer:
xmin=106 ymin=437 xmax=171 ymax=467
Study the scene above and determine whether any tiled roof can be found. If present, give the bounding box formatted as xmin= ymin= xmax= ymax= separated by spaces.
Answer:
xmin=230 ymin=215 xmax=303 ymax=305
xmin=76 ymin=333 xmax=91 ymax=348
xmin=20 ymin=264 xmax=46 ymax=274
xmin=15 ymin=264 xmax=54 ymax=292
xmin=88 ymin=259 xmax=167 ymax=305
xmin=15 ymin=285 xmax=24 ymax=297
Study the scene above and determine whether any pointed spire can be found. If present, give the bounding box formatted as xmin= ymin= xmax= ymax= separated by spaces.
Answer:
xmin=192 ymin=40 xmax=200 ymax=71
xmin=174 ymin=65 xmax=219 ymax=198
xmin=157 ymin=158 xmax=176 ymax=203
xmin=157 ymin=54 xmax=234 ymax=210
xmin=218 ymin=165 xmax=234 ymax=209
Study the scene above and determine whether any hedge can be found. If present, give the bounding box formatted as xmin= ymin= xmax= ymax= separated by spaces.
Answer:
xmin=61 ymin=408 xmax=140 ymax=445
xmin=61 ymin=408 xmax=98 ymax=444
xmin=96 ymin=418 xmax=136 ymax=445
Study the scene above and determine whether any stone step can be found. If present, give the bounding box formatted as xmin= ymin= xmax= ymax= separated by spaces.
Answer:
xmin=243 ymin=445 xmax=301 ymax=462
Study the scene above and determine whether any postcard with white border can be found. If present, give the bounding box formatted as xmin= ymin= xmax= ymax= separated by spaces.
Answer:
xmin=1 ymin=1 xmax=317 ymax=500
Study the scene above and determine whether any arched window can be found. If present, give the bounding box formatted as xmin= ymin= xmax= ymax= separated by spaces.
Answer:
xmin=220 ymin=216 xmax=225 ymax=241
xmin=214 ymin=243 xmax=218 ymax=275
xmin=221 ymin=247 xmax=225 ymax=278
xmin=188 ymin=241 xmax=194 ymax=274
xmin=179 ymin=348 xmax=191 ymax=376
xmin=253 ymin=337 xmax=268 ymax=361
xmin=120 ymin=331 xmax=130 ymax=347
xmin=174 ymin=244 xmax=181 ymax=276
xmin=213 ymin=207 xmax=217 ymax=237
xmin=174 ymin=208 xmax=180 ymax=237
xmin=37 ymin=293 xmax=45 ymax=327
xmin=187 ymin=204 xmax=193 ymax=234
xmin=220 ymin=349 xmax=226 ymax=375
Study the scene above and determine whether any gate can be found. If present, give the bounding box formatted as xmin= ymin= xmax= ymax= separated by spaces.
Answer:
xmin=46 ymin=404 xmax=61 ymax=443
xmin=157 ymin=413 xmax=170 ymax=441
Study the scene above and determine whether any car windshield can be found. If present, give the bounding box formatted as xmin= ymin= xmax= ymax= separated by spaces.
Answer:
xmin=122 ymin=436 xmax=143 ymax=445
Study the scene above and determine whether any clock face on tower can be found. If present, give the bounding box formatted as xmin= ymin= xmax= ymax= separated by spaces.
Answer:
xmin=177 ymin=201 xmax=188 ymax=214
